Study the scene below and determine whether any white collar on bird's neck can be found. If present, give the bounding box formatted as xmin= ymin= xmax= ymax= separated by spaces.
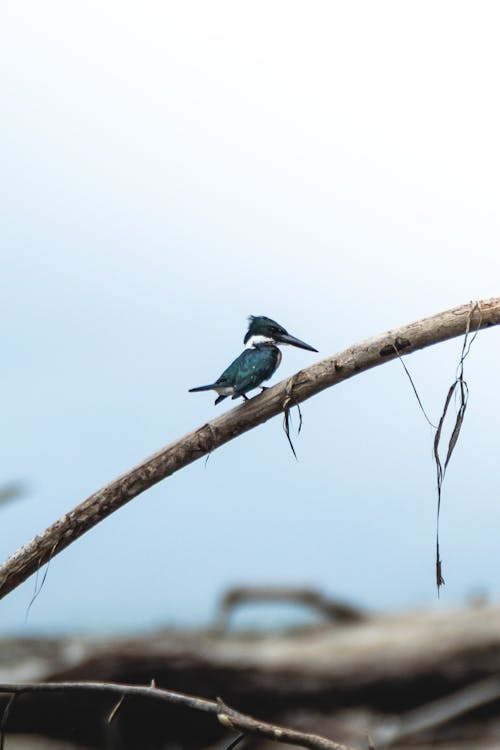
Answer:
xmin=244 ymin=334 xmax=275 ymax=349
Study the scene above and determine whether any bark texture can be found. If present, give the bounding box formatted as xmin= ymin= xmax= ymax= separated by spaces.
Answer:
xmin=0 ymin=298 xmax=499 ymax=600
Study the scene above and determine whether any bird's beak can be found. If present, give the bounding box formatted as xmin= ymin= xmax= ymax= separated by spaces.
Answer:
xmin=275 ymin=332 xmax=318 ymax=352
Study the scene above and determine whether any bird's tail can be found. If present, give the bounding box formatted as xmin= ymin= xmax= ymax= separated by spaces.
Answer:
xmin=189 ymin=384 xmax=217 ymax=392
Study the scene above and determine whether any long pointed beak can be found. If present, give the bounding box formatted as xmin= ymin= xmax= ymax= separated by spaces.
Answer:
xmin=275 ymin=332 xmax=318 ymax=352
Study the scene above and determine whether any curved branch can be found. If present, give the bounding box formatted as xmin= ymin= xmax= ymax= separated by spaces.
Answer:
xmin=0 ymin=681 xmax=354 ymax=750
xmin=1 ymin=298 xmax=499 ymax=600
xmin=214 ymin=585 xmax=366 ymax=631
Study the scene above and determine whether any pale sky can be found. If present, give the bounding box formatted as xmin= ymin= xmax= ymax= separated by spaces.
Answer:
xmin=1 ymin=2 xmax=500 ymax=633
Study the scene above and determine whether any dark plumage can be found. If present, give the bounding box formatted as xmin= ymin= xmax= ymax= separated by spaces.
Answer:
xmin=190 ymin=343 xmax=281 ymax=404
xmin=189 ymin=315 xmax=317 ymax=405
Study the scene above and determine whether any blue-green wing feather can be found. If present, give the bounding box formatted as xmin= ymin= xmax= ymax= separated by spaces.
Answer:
xmin=190 ymin=345 xmax=281 ymax=404
xmin=231 ymin=346 xmax=280 ymax=395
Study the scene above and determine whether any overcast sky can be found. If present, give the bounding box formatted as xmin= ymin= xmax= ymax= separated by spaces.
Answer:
xmin=1 ymin=1 xmax=500 ymax=634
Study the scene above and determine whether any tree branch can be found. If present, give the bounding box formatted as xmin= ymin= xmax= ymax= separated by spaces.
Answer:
xmin=0 ymin=483 xmax=25 ymax=509
xmin=1 ymin=298 xmax=499 ymax=600
xmin=0 ymin=681 xmax=354 ymax=750
xmin=214 ymin=585 xmax=366 ymax=631
xmin=374 ymin=674 xmax=500 ymax=746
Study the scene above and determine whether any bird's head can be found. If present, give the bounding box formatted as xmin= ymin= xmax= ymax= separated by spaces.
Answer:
xmin=244 ymin=316 xmax=318 ymax=352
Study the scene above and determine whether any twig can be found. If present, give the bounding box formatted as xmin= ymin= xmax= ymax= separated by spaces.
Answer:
xmin=224 ymin=733 xmax=246 ymax=750
xmin=0 ymin=694 xmax=16 ymax=750
xmin=283 ymin=402 xmax=299 ymax=460
xmin=374 ymin=674 xmax=500 ymax=747
xmin=216 ymin=698 xmax=348 ymax=750
xmin=0 ymin=298 xmax=499 ymax=600
xmin=282 ymin=374 xmax=303 ymax=460
xmin=25 ymin=542 xmax=57 ymax=623
xmin=107 ymin=693 xmax=125 ymax=724
xmin=0 ymin=681 xmax=354 ymax=750
xmin=433 ymin=302 xmax=482 ymax=589
xmin=392 ymin=347 xmax=437 ymax=429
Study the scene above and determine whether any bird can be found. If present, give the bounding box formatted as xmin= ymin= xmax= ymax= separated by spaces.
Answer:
xmin=189 ymin=315 xmax=318 ymax=405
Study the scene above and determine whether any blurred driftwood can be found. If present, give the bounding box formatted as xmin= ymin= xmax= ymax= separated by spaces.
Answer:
xmin=214 ymin=586 xmax=366 ymax=631
xmin=2 ymin=604 xmax=500 ymax=749
xmin=5 ymin=604 xmax=500 ymax=691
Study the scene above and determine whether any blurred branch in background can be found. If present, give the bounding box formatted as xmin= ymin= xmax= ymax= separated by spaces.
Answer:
xmin=0 ymin=483 xmax=25 ymax=509
xmin=214 ymin=586 xmax=366 ymax=632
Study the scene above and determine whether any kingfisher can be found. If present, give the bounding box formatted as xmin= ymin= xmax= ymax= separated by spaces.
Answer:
xmin=189 ymin=315 xmax=318 ymax=405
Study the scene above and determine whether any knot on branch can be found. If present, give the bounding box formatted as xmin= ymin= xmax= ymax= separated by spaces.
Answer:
xmin=379 ymin=337 xmax=411 ymax=357
xmin=197 ymin=423 xmax=219 ymax=454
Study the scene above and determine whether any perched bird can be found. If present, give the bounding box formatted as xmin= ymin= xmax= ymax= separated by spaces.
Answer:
xmin=189 ymin=315 xmax=318 ymax=405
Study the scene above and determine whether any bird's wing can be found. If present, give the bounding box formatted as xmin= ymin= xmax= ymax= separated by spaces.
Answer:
xmin=214 ymin=355 xmax=242 ymax=385
xmin=232 ymin=347 xmax=279 ymax=394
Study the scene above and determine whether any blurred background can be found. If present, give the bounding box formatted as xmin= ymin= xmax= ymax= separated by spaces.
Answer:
xmin=1 ymin=1 xmax=500 ymax=636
